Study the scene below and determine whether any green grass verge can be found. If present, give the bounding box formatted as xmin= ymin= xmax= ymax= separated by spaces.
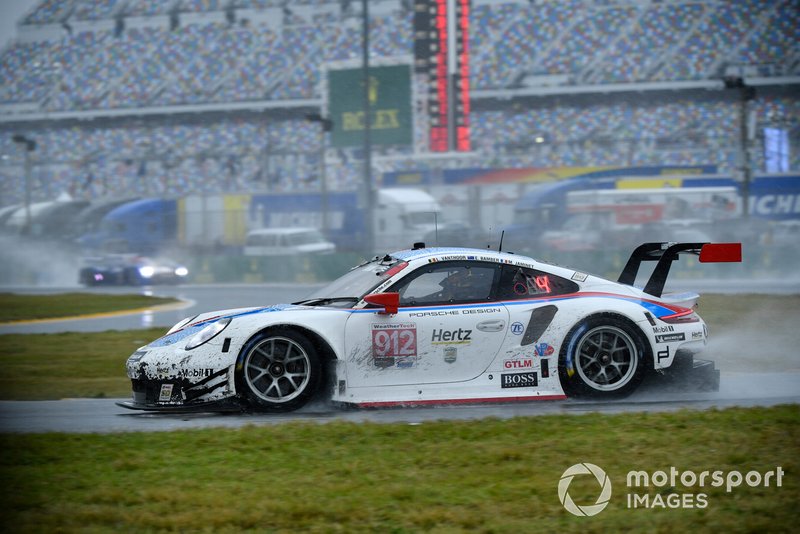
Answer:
xmin=0 ymin=292 xmax=179 ymax=323
xmin=0 ymin=328 xmax=165 ymax=400
xmin=0 ymin=406 xmax=797 ymax=532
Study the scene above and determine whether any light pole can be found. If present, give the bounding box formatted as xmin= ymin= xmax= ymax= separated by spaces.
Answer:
xmin=724 ymin=76 xmax=756 ymax=219
xmin=361 ymin=0 xmax=374 ymax=256
xmin=12 ymin=134 xmax=36 ymax=233
xmin=305 ymin=113 xmax=333 ymax=235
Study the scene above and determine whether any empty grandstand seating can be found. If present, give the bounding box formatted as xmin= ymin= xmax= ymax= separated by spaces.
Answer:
xmin=0 ymin=0 xmax=797 ymax=205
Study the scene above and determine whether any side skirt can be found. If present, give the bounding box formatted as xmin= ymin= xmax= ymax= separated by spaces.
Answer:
xmin=342 ymin=394 xmax=567 ymax=409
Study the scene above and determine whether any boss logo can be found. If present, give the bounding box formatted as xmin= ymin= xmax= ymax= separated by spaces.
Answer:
xmin=501 ymin=372 xmax=538 ymax=388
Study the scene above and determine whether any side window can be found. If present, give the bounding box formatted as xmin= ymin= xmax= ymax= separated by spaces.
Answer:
xmin=390 ymin=262 xmax=500 ymax=306
xmin=498 ymin=265 xmax=579 ymax=300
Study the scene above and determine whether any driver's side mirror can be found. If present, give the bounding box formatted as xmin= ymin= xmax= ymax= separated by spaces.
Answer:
xmin=363 ymin=292 xmax=400 ymax=315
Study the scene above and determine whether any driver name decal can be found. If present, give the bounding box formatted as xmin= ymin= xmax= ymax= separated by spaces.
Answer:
xmin=372 ymin=323 xmax=418 ymax=368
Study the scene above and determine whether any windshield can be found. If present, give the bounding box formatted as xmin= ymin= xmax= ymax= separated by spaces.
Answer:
xmin=293 ymin=230 xmax=326 ymax=245
xmin=297 ymin=256 xmax=406 ymax=306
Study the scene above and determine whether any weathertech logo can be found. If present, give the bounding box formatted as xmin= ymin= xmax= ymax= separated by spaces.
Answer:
xmin=558 ymin=463 xmax=612 ymax=516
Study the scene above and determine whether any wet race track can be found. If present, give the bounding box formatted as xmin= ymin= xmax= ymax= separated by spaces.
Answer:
xmin=1 ymin=280 xmax=799 ymax=433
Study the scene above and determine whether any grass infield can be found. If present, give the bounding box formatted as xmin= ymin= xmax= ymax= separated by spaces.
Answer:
xmin=0 ymin=406 xmax=797 ymax=532
xmin=0 ymin=292 xmax=179 ymax=323
xmin=0 ymin=327 xmax=165 ymax=400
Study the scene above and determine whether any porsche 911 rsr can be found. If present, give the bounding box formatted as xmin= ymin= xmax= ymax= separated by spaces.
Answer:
xmin=117 ymin=242 xmax=741 ymax=413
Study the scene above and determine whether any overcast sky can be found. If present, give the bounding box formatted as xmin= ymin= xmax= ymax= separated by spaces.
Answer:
xmin=0 ymin=0 xmax=38 ymax=49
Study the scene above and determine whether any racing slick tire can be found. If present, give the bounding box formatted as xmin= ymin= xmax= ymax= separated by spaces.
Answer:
xmin=236 ymin=328 xmax=322 ymax=412
xmin=558 ymin=314 xmax=649 ymax=399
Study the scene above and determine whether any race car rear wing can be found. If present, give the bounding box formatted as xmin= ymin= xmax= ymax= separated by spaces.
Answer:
xmin=618 ymin=242 xmax=742 ymax=297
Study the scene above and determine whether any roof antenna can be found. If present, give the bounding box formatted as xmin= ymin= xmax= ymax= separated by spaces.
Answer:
xmin=498 ymin=230 xmax=505 ymax=252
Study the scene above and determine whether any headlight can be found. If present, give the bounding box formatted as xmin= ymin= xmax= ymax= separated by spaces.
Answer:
xmin=138 ymin=266 xmax=155 ymax=278
xmin=166 ymin=315 xmax=198 ymax=335
xmin=174 ymin=266 xmax=189 ymax=277
xmin=185 ymin=317 xmax=231 ymax=350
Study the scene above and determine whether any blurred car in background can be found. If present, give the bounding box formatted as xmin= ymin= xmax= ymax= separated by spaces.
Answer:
xmin=79 ymin=254 xmax=189 ymax=286
xmin=243 ymin=227 xmax=336 ymax=257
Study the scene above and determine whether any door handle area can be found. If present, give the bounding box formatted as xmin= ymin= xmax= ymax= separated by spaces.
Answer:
xmin=476 ymin=320 xmax=505 ymax=332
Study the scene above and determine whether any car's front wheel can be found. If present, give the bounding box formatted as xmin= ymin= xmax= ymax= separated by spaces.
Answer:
xmin=558 ymin=315 xmax=648 ymax=398
xmin=237 ymin=329 xmax=321 ymax=412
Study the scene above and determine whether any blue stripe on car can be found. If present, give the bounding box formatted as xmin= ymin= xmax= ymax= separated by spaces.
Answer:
xmin=351 ymin=293 xmax=676 ymax=318
xmin=149 ymin=304 xmax=293 ymax=347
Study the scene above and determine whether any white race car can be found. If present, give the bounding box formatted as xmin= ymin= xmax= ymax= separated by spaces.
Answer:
xmin=118 ymin=242 xmax=741 ymax=413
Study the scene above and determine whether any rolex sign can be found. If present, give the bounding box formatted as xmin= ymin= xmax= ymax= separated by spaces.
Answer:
xmin=328 ymin=65 xmax=412 ymax=148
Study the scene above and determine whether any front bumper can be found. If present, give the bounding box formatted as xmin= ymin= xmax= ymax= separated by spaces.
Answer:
xmin=123 ymin=354 xmax=237 ymax=411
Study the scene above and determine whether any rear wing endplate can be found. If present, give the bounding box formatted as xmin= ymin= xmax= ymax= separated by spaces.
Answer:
xmin=618 ymin=242 xmax=742 ymax=297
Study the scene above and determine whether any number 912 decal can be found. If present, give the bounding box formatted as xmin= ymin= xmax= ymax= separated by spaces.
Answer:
xmin=372 ymin=323 xmax=418 ymax=369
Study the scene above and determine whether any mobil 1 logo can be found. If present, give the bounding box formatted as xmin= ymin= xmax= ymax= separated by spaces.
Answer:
xmin=501 ymin=372 xmax=538 ymax=388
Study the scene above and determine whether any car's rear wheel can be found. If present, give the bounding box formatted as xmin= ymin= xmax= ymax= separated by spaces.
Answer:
xmin=559 ymin=315 xmax=648 ymax=398
xmin=238 ymin=329 xmax=321 ymax=412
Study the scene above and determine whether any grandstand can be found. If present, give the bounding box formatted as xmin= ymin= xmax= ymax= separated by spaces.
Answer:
xmin=0 ymin=0 xmax=798 ymax=207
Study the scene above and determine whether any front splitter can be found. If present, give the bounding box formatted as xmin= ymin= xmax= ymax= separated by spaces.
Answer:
xmin=116 ymin=398 xmax=243 ymax=413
